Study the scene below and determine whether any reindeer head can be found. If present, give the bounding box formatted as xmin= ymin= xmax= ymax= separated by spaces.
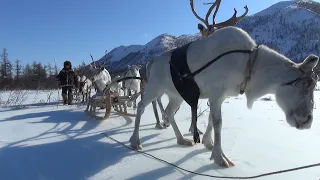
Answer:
xmin=82 ymin=54 xmax=108 ymax=81
xmin=127 ymin=65 xmax=141 ymax=77
xmin=276 ymin=55 xmax=319 ymax=130
xmin=190 ymin=0 xmax=248 ymax=38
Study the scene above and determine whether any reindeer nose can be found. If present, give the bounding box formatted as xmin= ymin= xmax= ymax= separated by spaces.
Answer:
xmin=303 ymin=114 xmax=312 ymax=124
xmin=295 ymin=113 xmax=313 ymax=129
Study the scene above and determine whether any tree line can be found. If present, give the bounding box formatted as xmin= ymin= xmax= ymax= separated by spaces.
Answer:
xmin=0 ymin=48 xmax=87 ymax=90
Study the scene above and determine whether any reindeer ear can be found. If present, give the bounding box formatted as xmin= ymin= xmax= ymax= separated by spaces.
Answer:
xmin=299 ymin=54 xmax=319 ymax=72
xmin=197 ymin=23 xmax=204 ymax=31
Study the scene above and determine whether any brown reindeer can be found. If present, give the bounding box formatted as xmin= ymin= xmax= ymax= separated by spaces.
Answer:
xmin=190 ymin=0 xmax=249 ymax=37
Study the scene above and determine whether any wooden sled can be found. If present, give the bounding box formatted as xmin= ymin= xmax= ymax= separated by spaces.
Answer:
xmin=85 ymin=76 xmax=142 ymax=120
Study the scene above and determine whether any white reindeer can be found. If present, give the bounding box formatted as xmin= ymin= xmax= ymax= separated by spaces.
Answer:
xmin=141 ymin=0 xmax=248 ymax=131
xmin=110 ymin=75 xmax=123 ymax=94
xmin=129 ymin=26 xmax=319 ymax=168
xmin=79 ymin=75 xmax=93 ymax=102
xmin=123 ymin=65 xmax=141 ymax=108
xmin=91 ymin=67 xmax=112 ymax=93
xmin=84 ymin=66 xmax=113 ymax=119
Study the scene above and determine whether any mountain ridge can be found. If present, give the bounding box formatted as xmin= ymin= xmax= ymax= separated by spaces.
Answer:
xmin=96 ymin=0 xmax=320 ymax=74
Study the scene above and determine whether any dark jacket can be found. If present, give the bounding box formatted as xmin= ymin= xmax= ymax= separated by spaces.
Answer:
xmin=56 ymin=61 xmax=79 ymax=87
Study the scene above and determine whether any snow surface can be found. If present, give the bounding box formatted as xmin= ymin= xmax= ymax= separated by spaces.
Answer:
xmin=0 ymin=87 xmax=320 ymax=180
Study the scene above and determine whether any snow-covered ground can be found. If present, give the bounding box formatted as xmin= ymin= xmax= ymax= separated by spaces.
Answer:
xmin=0 ymin=88 xmax=320 ymax=180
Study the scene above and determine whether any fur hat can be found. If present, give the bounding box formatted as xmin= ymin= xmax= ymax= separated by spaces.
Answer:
xmin=63 ymin=61 xmax=72 ymax=68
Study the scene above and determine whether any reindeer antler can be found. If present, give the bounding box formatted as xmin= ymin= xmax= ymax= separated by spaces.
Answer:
xmin=102 ymin=54 xmax=108 ymax=67
xmin=90 ymin=54 xmax=96 ymax=68
xmin=211 ymin=5 xmax=249 ymax=28
xmin=191 ymin=0 xmax=249 ymax=37
xmin=203 ymin=0 xmax=221 ymax=26
xmin=190 ymin=0 xmax=217 ymax=30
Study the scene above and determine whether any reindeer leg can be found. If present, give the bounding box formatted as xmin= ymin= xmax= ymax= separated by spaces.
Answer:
xmin=85 ymin=98 xmax=90 ymax=112
xmin=165 ymin=95 xmax=193 ymax=146
xmin=129 ymin=84 xmax=163 ymax=150
xmin=202 ymin=112 xmax=214 ymax=150
xmin=119 ymin=104 xmax=123 ymax=112
xmin=103 ymin=91 xmax=111 ymax=119
xmin=127 ymin=89 xmax=132 ymax=107
xmin=152 ymin=100 xmax=165 ymax=129
xmin=89 ymin=101 xmax=94 ymax=116
xmin=208 ymin=96 xmax=234 ymax=168
xmin=123 ymin=87 xmax=126 ymax=96
xmin=157 ymin=95 xmax=170 ymax=127
xmin=93 ymin=103 xmax=97 ymax=116
xmin=133 ymin=90 xmax=137 ymax=109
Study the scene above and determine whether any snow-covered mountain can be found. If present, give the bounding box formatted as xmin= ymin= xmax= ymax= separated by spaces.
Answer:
xmin=97 ymin=45 xmax=143 ymax=63
xmin=97 ymin=0 xmax=320 ymax=74
xmin=237 ymin=0 xmax=320 ymax=62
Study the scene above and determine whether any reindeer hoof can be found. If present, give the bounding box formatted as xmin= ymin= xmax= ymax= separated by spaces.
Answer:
xmin=202 ymin=135 xmax=214 ymax=150
xmin=129 ymin=136 xmax=142 ymax=150
xmin=95 ymin=116 xmax=105 ymax=120
xmin=131 ymin=145 xmax=142 ymax=150
xmin=162 ymin=121 xmax=170 ymax=127
xmin=155 ymin=123 xmax=165 ymax=129
xmin=160 ymin=122 xmax=168 ymax=128
xmin=210 ymin=151 xmax=235 ymax=168
xmin=177 ymin=138 xmax=194 ymax=146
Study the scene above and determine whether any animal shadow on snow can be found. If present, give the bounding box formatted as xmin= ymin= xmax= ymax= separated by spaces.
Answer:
xmin=1 ymin=109 xmax=103 ymax=137
xmin=0 ymin=108 xmax=179 ymax=179
xmin=0 ymin=134 xmax=137 ymax=180
xmin=0 ymin=108 xmax=162 ymax=180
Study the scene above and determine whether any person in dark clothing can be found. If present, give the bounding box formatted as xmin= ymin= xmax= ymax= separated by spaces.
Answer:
xmin=56 ymin=60 xmax=79 ymax=105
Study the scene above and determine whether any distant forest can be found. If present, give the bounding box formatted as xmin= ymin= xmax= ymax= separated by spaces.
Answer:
xmin=0 ymin=48 xmax=87 ymax=90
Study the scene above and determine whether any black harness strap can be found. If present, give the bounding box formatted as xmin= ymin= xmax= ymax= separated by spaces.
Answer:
xmin=169 ymin=42 xmax=201 ymax=143
xmin=169 ymin=43 xmax=199 ymax=107
xmin=190 ymin=49 xmax=252 ymax=77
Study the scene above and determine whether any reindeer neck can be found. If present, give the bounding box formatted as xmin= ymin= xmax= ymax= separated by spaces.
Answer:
xmin=245 ymin=46 xmax=300 ymax=108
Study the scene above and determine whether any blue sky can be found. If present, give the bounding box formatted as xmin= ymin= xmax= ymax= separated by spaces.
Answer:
xmin=0 ymin=0 xmax=318 ymax=68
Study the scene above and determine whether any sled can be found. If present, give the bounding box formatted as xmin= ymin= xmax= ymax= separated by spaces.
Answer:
xmin=85 ymin=76 xmax=142 ymax=120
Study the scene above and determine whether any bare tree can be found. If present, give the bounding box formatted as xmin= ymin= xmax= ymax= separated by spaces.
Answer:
xmin=46 ymin=62 xmax=53 ymax=76
xmin=0 ymin=48 xmax=12 ymax=78
xmin=53 ymin=59 xmax=58 ymax=75
xmin=189 ymin=0 xmax=249 ymax=37
xmin=14 ymin=59 xmax=22 ymax=79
